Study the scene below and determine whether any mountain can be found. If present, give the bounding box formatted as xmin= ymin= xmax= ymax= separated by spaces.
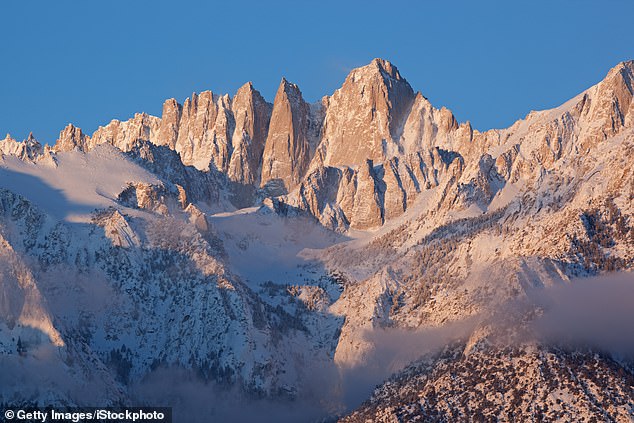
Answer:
xmin=342 ymin=343 xmax=634 ymax=422
xmin=1 ymin=59 xmax=633 ymax=422
xmin=314 ymin=58 xmax=416 ymax=167
xmin=1 ymin=132 xmax=44 ymax=161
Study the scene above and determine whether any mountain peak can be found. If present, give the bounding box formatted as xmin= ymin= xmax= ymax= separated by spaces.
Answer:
xmin=278 ymin=77 xmax=300 ymax=93
xmin=228 ymin=80 xmax=273 ymax=188
xmin=54 ymin=123 xmax=89 ymax=152
xmin=0 ymin=131 xmax=43 ymax=160
xmin=608 ymin=59 xmax=634 ymax=75
xmin=318 ymin=58 xmax=416 ymax=167
xmin=234 ymin=81 xmax=268 ymax=106
xmin=275 ymin=77 xmax=304 ymax=106
xmin=572 ymin=58 xmax=634 ymax=142
xmin=347 ymin=58 xmax=406 ymax=85
xmin=602 ymin=60 xmax=634 ymax=90
xmin=234 ymin=81 xmax=264 ymax=104
xmin=370 ymin=57 xmax=401 ymax=79
xmin=238 ymin=81 xmax=255 ymax=93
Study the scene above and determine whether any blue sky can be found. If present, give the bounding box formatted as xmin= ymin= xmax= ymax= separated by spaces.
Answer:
xmin=1 ymin=0 xmax=633 ymax=144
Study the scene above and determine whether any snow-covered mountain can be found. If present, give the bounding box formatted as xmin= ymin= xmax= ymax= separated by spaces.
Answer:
xmin=1 ymin=59 xmax=633 ymax=422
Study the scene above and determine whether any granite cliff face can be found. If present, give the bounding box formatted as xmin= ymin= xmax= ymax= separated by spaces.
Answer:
xmin=260 ymin=78 xmax=314 ymax=194
xmin=171 ymin=92 xmax=233 ymax=172
xmin=228 ymin=82 xmax=273 ymax=186
xmin=54 ymin=124 xmax=89 ymax=152
xmin=5 ymin=59 xmax=633 ymax=233
xmin=315 ymin=58 xmax=416 ymax=167
xmin=89 ymin=112 xmax=161 ymax=153
xmin=43 ymin=59 xmax=634 ymax=231
xmin=280 ymin=59 xmax=634 ymax=229
xmin=0 ymin=133 xmax=43 ymax=161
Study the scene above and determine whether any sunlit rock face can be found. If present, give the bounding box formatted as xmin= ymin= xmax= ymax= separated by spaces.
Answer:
xmin=318 ymin=58 xmax=416 ymax=167
xmin=260 ymin=78 xmax=313 ymax=194
xmin=228 ymin=82 xmax=273 ymax=186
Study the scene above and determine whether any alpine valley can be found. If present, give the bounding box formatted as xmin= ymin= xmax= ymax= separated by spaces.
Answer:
xmin=1 ymin=59 xmax=633 ymax=422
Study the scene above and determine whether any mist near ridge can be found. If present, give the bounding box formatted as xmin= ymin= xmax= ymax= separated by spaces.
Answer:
xmin=120 ymin=319 xmax=478 ymax=423
xmin=531 ymin=272 xmax=634 ymax=358
xmin=133 ymin=271 xmax=634 ymax=422
xmin=322 ymin=271 xmax=634 ymax=416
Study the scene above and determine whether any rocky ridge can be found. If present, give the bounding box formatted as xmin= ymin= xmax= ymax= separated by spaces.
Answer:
xmin=13 ymin=59 xmax=631 ymax=232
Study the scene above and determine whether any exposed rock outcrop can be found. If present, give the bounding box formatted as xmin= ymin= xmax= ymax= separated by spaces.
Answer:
xmin=228 ymin=82 xmax=273 ymax=185
xmin=317 ymin=58 xmax=416 ymax=167
xmin=260 ymin=79 xmax=313 ymax=194
xmin=40 ymin=59 xmax=634 ymax=231
xmin=54 ymin=124 xmax=89 ymax=152
xmin=172 ymin=91 xmax=234 ymax=172
xmin=0 ymin=133 xmax=43 ymax=161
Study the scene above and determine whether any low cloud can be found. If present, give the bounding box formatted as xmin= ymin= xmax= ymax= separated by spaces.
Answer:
xmin=332 ymin=318 xmax=478 ymax=410
xmin=328 ymin=272 xmax=634 ymax=412
xmin=130 ymin=367 xmax=330 ymax=423
xmin=531 ymin=272 xmax=634 ymax=358
xmin=3 ymin=268 xmax=633 ymax=422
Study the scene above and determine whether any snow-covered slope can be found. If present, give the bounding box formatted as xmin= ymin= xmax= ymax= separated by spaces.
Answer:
xmin=0 ymin=148 xmax=340 ymax=408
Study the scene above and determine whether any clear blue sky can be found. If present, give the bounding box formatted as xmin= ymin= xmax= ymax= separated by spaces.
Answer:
xmin=1 ymin=0 xmax=633 ymax=144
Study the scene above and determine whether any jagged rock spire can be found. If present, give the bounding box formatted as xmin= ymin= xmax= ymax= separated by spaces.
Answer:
xmin=260 ymin=78 xmax=312 ymax=194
